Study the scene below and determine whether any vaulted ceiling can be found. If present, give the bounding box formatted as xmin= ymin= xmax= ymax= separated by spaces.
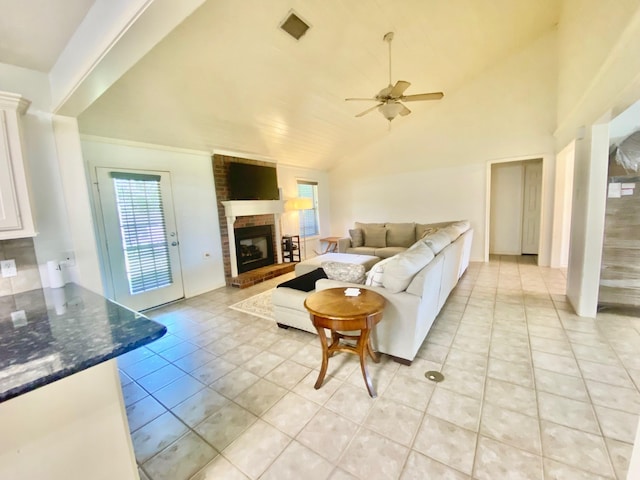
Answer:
xmin=2 ymin=1 xmax=561 ymax=170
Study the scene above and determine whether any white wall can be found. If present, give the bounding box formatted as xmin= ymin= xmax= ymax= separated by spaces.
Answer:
xmin=277 ymin=163 xmax=331 ymax=257
xmin=53 ymin=118 xmax=104 ymax=292
xmin=329 ymin=30 xmax=557 ymax=262
xmin=0 ymin=63 xmax=75 ymax=287
xmin=566 ymin=121 xmax=610 ymax=317
xmin=490 ymin=162 xmax=524 ymax=255
xmin=551 ymin=141 xmax=575 ymax=268
xmin=81 ymin=138 xmax=225 ymax=298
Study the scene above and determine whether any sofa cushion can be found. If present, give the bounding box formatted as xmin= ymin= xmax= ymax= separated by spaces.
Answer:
xmin=365 ymin=256 xmax=395 ymax=287
xmin=382 ymin=242 xmax=435 ymax=293
xmin=416 ymin=224 xmax=439 ymax=240
xmin=440 ymin=225 xmax=462 ymax=242
xmin=363 ymin=226 xmax=387 ymax=248
xmin=355 ymin=222 xmax=385 ymax=230
xmin=386 ymin=223 xmax=416 ymax=248
xmin=422 ymin=230 xmax=452 ymax=254
xmin=321 ymin=261 xmax=366 ymax=284
xmin=349 ymin=228 xmax=364 ymax=247
xmin=346 ymin=246 xmax=378 ymax=256
xmin=374 ymin=247 xmax=407 ymax=258
xmin=277 ymin=267 xmax=327 ymax=292
xmin=451 ymin=220 xmax=471 ymax=235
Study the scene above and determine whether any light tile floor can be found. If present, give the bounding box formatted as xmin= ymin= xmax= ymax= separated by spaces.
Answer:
xmin=118 ymin=256 xmax=640 ymax=480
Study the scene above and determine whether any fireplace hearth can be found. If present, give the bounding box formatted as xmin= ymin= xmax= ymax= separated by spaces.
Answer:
xmin=234 ymin=225 xmax=275 ymax=274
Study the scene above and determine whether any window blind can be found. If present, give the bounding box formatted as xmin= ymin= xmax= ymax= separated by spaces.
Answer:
xmin=297 ymin=181 xmax=319 ymax=237
xmin=111 ymin=172 xmax=173 ymax=295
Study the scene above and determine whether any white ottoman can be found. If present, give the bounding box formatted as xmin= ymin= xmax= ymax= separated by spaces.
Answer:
xmin=295 ymin=253 xmax=380 ymax=276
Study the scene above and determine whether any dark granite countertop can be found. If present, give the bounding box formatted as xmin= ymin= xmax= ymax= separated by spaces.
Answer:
xmin=0 ymin=283 xmax=166 ymax=403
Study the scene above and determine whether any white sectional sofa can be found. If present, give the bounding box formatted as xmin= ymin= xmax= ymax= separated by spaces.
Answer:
xmin=272 ymin=221 xmax=473 ymax=365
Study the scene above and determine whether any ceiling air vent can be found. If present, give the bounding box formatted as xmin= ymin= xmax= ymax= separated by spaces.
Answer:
xmin=280 ymin=10 xmax=310 ymax=40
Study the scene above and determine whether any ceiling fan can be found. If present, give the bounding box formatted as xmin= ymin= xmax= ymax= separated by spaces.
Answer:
xmin=346 ymin=32 xmax=444 ymax=122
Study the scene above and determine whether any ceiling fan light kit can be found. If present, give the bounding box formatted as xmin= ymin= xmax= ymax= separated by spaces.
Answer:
xmin=346 ymin=31 xmax=444 ymax=123
xmin=379 ymin=101 xmax=404 ymax=121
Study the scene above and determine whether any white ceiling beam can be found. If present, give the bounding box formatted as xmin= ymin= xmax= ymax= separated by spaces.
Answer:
xmin=49 ymin=0 xmax=205 ymax=116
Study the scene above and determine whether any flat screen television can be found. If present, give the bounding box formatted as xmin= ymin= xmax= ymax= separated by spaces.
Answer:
xmin=228 ymin=163 xmax=279 ymax=201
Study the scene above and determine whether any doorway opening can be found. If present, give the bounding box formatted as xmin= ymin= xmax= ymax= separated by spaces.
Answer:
xmin=487 ymin=158 xmax=543 ymax=260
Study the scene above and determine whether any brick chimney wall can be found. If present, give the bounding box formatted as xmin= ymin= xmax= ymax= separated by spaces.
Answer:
xmin=212 ymin=154 xmax=278 ymax=279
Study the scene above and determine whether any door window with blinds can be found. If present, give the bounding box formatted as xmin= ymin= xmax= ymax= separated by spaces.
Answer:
xmin=297 ymin=180 xmax=319 ymax=237
xmin=110 ymin=172 xmax=172 ymax=294
xmin=96 ymin=167 xmax=184 ymax=311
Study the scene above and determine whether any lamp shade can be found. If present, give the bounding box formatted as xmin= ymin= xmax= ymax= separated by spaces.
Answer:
xmin=285 ymin=197 xmax=313 ymax=211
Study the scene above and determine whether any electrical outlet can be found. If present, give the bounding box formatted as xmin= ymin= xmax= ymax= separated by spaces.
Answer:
xmin=1 ymin=259 xmax=17 ymax=278
xmin=11 ymin=310 xmax=27 ymax=327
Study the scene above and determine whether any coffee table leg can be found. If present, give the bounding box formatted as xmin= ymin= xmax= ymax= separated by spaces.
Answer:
xmin=358 ymin=328 xmax=377 ymax=398
xmin=314 ymin=324 xmax=329 ymax=390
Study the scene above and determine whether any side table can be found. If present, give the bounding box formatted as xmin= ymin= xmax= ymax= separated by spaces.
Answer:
xmin=304 ymin=288 xmax=386 ymax=397
xmin=319 ymin=236 xmax=341 ymax=254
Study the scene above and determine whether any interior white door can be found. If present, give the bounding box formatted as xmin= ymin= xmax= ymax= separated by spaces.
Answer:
xmin=96 ymin=168 xmax=184 ymax=311
xmin=521 ymin=160 xmax=543 ymax=254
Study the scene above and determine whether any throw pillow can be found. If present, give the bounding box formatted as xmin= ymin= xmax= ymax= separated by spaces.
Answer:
xmin=365 ymin=256 xmax=395 ymax=287
xmin=321 ymin=262 xmax=366 ymax=284
xmin=348 ymin=228 xmax=364 ymax=248
xmin=422 ymin=230 xmax=451 ymax=254
xmin=364 ymin=226 xmax=387 ymax=248
xmin=382 ymin=242 xmax=435 ymax=293
xmin=386 ymin=223 xmax=416 ymax=248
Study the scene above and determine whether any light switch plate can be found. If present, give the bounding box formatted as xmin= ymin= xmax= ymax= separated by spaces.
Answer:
xmin=1 ymin=259 xmax=17 ymax=278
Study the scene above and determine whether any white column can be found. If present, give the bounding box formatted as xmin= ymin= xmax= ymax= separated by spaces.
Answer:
xmin=274 ymin=213 xmax=283 ymax=264
xmin=226 ymin=215 xmax=238 ymax=277
xmin=52 ymin=115 xmax=104 ymax=293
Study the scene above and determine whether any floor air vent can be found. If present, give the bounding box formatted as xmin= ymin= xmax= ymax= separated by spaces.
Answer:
xmin=280 ymin=11 xmax=310 ymax=40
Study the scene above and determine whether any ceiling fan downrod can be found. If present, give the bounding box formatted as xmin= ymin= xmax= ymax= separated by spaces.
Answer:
xmin=384 ymin=32 xmax=394 ymax=87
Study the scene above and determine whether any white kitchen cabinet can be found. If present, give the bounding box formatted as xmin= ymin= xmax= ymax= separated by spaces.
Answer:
xmin=0 ymin=92 xmax=36 ymax=239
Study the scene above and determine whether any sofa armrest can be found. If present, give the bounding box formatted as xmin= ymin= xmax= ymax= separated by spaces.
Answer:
xmin=337 ymin=237 xmax=351 ymax=253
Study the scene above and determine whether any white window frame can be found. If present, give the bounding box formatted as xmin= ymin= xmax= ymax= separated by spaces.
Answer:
xmin=296 ymin=179 xmax=319 ymax=238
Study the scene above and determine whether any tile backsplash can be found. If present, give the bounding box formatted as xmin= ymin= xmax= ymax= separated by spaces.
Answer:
xmin=0 ymin=238 xmax=42 ymax=295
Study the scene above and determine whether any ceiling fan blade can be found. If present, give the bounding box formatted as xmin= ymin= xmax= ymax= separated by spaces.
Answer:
xmin=389 ymin=80 xmax=411 ymax=98
xmin=399 ymin=104 xmax=411 ymax=116
xmin=355 ymin=103 xmax=383 ymax=117
xmin=345 ymin=97 xmax=378 ymax=102
xmin=401 ymin=92 xmax=444 ymax=102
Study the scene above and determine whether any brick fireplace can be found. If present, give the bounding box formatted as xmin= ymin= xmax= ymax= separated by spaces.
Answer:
xmin=213 ymin=154 xmax=284 ymax=283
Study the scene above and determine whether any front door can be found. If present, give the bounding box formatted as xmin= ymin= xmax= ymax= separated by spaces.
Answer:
xmin=96 ymin=168 xmax=184 ymax=311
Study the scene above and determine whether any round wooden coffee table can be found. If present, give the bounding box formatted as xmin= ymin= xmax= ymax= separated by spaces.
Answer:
xmin=304 ymin=287 xmax=386 ymax=398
